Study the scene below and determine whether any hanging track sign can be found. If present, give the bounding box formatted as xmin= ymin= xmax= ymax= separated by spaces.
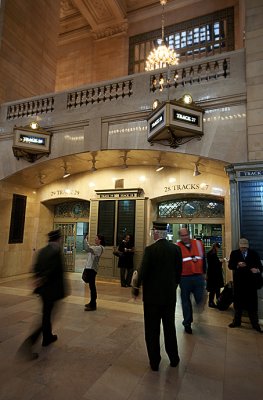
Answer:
xmin=12 ymin=126 xmax=52 ymax=162
xmin=147 ymin=99 xmax=204 ymax=144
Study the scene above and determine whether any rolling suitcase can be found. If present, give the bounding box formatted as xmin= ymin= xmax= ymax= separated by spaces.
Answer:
xmin=217 ymin=281 xmax=233 ymax=310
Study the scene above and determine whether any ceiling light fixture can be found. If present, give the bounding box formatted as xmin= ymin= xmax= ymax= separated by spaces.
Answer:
xmin=156 ymin=165 xmax=164 ymax=172
xmin=120 ymin=150 xmax=129 ymax=169
xmin=62 ymin=161 xmax=70 ymax=178
xmin=193 ymin=162 xmax=201 ymax=176
xmin=38 ymin=173 xmax=46 ymax=185
xmin=145 ymin=0 xmax=179 ymax=71
xmin=155 ymin=152 xmax=164 ymax=172
xmin=30 ymin=121 xmax=39 ymax=130
xmin=90 ymin=152 xmax=97 ymax=172
xmin=182 ymin=94 xmax=193 ymax=105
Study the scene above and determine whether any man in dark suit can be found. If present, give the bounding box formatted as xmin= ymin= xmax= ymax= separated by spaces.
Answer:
xmin=18 ymin=229 xmax=67 ymax=360
xmin=133 ymin=226 xmax=182 ymax=371
xmin=228 ymin=238 xmax=262 ymax=332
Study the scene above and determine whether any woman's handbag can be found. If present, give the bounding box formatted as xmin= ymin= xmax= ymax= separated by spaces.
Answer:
xmin=82 ymin=268 xmax=91 ymax=283
xmin=113 ymin=251 xmax=121 ymax=257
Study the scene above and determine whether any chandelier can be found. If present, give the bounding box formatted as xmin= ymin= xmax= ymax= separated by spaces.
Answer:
xmin=145 ymin=0 xmax=179 ymax=71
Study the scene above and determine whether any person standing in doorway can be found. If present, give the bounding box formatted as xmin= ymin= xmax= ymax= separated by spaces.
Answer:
xmin=83 ymin=234 xmax=105 ymax=311
xmin=177 ymin=227 xmax=206 ymax=334
xmin=132 ymin=227 xmax=182 ymax=371
xmin=18 ymin=229 xmax=67 ymax=360
xmin=117 ymin=234 xmax=135 ymax=287
xmin=228 ymin=238 xmax=262 ymax=332
xmin=206 ymin=242 xmax=224 ymax=307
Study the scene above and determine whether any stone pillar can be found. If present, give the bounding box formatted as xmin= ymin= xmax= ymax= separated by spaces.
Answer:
xmin=245 ymin=0 xmax=263 ymax=161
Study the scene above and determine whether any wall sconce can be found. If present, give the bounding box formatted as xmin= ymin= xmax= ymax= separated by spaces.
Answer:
xmin=193 ymin=163 xmax=201 ymax=176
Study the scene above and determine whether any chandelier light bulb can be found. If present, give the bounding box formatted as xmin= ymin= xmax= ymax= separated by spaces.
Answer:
xmin=145 ymin=45 xmax=179 ymax=71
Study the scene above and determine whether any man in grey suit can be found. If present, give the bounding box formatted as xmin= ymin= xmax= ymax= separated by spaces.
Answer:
xmin=133 ymin=226 xmax=182 ymax=371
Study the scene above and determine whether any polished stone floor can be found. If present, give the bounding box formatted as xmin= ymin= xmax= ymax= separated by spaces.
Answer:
xmin=0 ymin=273 xmax=262 ymax=400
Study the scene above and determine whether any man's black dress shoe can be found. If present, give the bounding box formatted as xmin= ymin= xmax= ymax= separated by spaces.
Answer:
xmin=252 ymin=324 xmax=262 ymax=332
xmin=228 ymin=322 xmax=241 ymax=328
xmin=85 ymin=305 xmax=97 ymax=311
xmin=42 ymin=334 xmax=58 ymax=347
xmin=170 ymin=356 xmax=180 ymax=367
xmin=150 ymin=363 xmax=159 ymax=371
xmin=184 ymin=326 xmax=192 ymax=334
xmin=209 ymin=302 xmax=217 ymax=308
xmin=150 ymin=356 xmax=161 ymax=371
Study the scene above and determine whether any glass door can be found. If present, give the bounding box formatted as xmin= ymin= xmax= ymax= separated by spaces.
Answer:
xmin=75 ymin=222 xmax=89 ymax=273
xmin=54 ymin=223 xmax=76 ymax=272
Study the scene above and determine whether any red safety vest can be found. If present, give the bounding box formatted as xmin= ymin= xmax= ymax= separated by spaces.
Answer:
xmin=177 ymin=240 xmax=204 ymax=276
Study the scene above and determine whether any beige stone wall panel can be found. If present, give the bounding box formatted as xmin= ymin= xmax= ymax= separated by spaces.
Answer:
xmin=0 ymin=0 xmax=60 ymax=103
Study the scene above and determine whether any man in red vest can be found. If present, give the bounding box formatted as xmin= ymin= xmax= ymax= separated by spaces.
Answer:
xmin=177 ymin=227 xmax=206 ymax=334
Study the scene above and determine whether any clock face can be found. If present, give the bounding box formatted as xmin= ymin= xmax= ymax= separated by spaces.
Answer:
xmin=182 ymin=201 xmax=200 ymax=217
xmin=72 ymin=204 xmax=82 ymax=215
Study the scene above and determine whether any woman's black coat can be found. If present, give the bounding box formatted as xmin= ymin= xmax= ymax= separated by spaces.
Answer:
xmin=206 ymin=250 xmax=224 ymax=291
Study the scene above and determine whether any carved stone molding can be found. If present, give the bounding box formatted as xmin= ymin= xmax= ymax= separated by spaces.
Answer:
xmin=92 ymin=22 xmax=128 ymax=40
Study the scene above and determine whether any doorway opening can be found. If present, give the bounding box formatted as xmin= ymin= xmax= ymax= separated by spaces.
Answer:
xmin=54 ymin=222 xmax=89 ymax=272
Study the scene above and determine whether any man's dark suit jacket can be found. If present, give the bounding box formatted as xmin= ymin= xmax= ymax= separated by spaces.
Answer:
xmin=228 ymin=248 xmax=262 ymax=284
xmin=228 ymin=248 xmax=262 ymax=307
xmin=33 ymin=242 xmax=66 ymax=301
xmin=138 ymin=239 xmax=182 ymax=305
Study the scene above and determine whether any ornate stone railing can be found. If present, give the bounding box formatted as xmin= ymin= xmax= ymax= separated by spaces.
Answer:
xmin=1 ymin=50 xmax=244 ymax=124
xmin=5 ymin=78 xmax=133 ymax=120
xmin=66 ymin=79 xmax=133 ymax=109
xmin=149 ymin=57 xmax=229 ymax=92
xmin=7 ymin=96 xmax=54 ymax=120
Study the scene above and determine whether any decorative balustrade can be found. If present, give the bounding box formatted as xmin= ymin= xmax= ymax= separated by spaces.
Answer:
xmin=7 ymin=97 xmax=54 ymax=120
xmin=67 ymin=79 xmax=133 ymax=109
xmin=2 ymin=52 xmax=241 ymax=122
xmin=150 ymin=57 xmax=229 ymax=92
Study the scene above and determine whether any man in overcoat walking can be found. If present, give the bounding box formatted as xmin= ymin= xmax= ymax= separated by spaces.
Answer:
xmin=18 ymin=229 xmax=67 ymax=360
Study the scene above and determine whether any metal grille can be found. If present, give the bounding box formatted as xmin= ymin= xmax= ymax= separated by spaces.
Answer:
xmin=54 ymin=201 xmax=89 ymax=218
xmin=239 ymin=181 xmax=263 ymax=259
xmin=158 ymin=198 xmax=224 ymax=219
xmin=129 ymin=7 xmax=234 ymax=74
